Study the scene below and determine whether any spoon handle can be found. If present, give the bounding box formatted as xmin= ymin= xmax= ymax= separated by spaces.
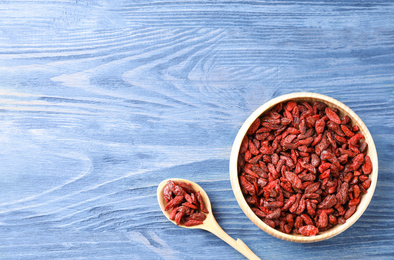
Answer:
xmin=203 ymin=219 xmax=261 ymax=260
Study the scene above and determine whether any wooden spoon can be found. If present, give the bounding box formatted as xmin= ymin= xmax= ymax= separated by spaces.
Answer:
xmin=157 ymin=178 xmax=261 ymax=260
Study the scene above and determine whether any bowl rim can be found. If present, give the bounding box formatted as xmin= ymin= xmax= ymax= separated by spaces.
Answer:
xmin=229 ymin=92 xmax=378 ymax=243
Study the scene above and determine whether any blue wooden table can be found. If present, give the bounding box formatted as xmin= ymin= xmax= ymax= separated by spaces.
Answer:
xmin=0 ymin=1 xmax=393 ymax=259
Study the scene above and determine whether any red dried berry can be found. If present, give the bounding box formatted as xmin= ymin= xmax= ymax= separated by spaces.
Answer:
xmin=350 ymin=153 xmax=364 ymax=171
xmin=318 ymin=195 xmax=337 ymax=209
xmin=196 ymin=191 xmax=209 ymax=214
xmin=299 ymin=225 xmax=319 ymax=236
xmin=345 ymin=205 xmax=357 ymax=219
xmin=348 ymin=133 xmax=364 ymax=146
xmin=189 ymin=213 xmax=207 ymax=221
xmin=184 ymin=220 xmax=204 ymax=226
xmin=362 ymin=155 xmax=373 ymax=175
xmin=175 ymin=212 xmax=184 ymax=225
xmin=315 ymin=118 xmax=326 ymax=135
xmin=340 ymin=124 xmax=355 ymax=137
xmin=284 ymin=171 xmax=303 ymax=189
xmin=317 ymin=211 xmax=328 ymax=228
xmin=247 ymin=118 xmax=261 ymax=135
xmin=325 ymin=107 xmax=341 ymax=124
xmin=164 ymin=195 xmax=184 ymax=211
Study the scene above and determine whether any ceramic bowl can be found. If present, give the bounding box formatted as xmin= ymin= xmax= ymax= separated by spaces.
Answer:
xmin=229 ymin=92 xmax=378 ymax=242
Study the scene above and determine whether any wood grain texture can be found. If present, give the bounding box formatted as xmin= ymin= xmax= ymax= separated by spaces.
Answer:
xmin=0 ymin=0 xmax=393 ymax=259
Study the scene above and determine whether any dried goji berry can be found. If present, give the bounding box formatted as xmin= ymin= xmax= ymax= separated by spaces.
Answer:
xmin=305 ymin=182 xmax=320 ymax=194
xmin=299 ymin=225 xmax=319 ymax=236
xmin=348 ymin=197 xmax=361 ymax=207
xmin=340 ymin=124 xmax=355 ymax=137
xmin=306 ymin=200 xmax=316 ymax=216
xmin=294 ymin=216 xmax=303 ymax=229
xmin=317 ymin=211 xmax=328 ymax=228
xmin=247 ymin=118 xmax=261 ymax=135
xmin=362 ymin=155 xmax=373 ymax=175
xmin=164 ymin=195 xmax=184 ymax=211
xmin=282 ymin=195 xmax=297 ymax=211
xmin=175 ymin=212 xmax=184 ymax=225
xmin=348 ymin=133 xmax=364 ymax=146
xmin=178 ymin=182 xmax=196 ymax=194
xmin=265 ymin=208 xmax=281 ymax=220
xmin=289 ymin=193 xmax=302 ymax=213
xmin=345 ymin=205 xmax=357 ymax=219
xmin=196 ymin=191 xmax=209 ymax=214
xmin=350 ymin=153 xmax=364 ymax=171
xmin=286 ymin=100 xmax=297 ymax=111
xmin=189 ymin=213 xmax=207 ymax=221
xmin=252 ymin=207 xmax=267 ymax=218
xmin=318 ymin=194 xmax=337 ymax=209
xmin=359 ymin=142 xmax=368 ymax=153
xmin=295 ymin=197 xmax=306 ymax=215
xmin=184 ymin=220 xmax=204 ymax=226
xmin=284 ymin=171 xmax=302 ymax=189
xmin=301 ymin=213 xmax=314 ymax=225
xmin=164 ymin=185 xmax=172 ymax=203
xmin=362 ymin=179 xmax=372 ymax=189
xmin=325 ymin=107 xmax=341 ymax=124
xmin=169 ymin=207 xmax=178 ymax=220
xmin=315 ymin=118 xmax=326 ymax=135
xmin=182 ymin=202 xmax=198 ymax=209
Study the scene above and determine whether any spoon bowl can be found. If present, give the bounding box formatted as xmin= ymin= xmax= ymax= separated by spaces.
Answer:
xmin=157 ymin=178 xmax=212 ymax=229
xmin=157 ymin=178 xmax=261 ymax=260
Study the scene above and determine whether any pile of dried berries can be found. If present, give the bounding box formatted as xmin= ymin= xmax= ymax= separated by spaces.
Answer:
xmin=238 ymin=100 xmax=373 ymax=236
xmin=163 ymin=180 xmax=209 ymax=226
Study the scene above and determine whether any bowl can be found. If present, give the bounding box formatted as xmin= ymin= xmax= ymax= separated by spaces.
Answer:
xmin=229 ymin=92 xmax=378 ymax=242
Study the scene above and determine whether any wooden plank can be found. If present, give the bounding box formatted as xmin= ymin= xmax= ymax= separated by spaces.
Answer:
xmin=0 ymin=0 xmax=393 ymax=259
